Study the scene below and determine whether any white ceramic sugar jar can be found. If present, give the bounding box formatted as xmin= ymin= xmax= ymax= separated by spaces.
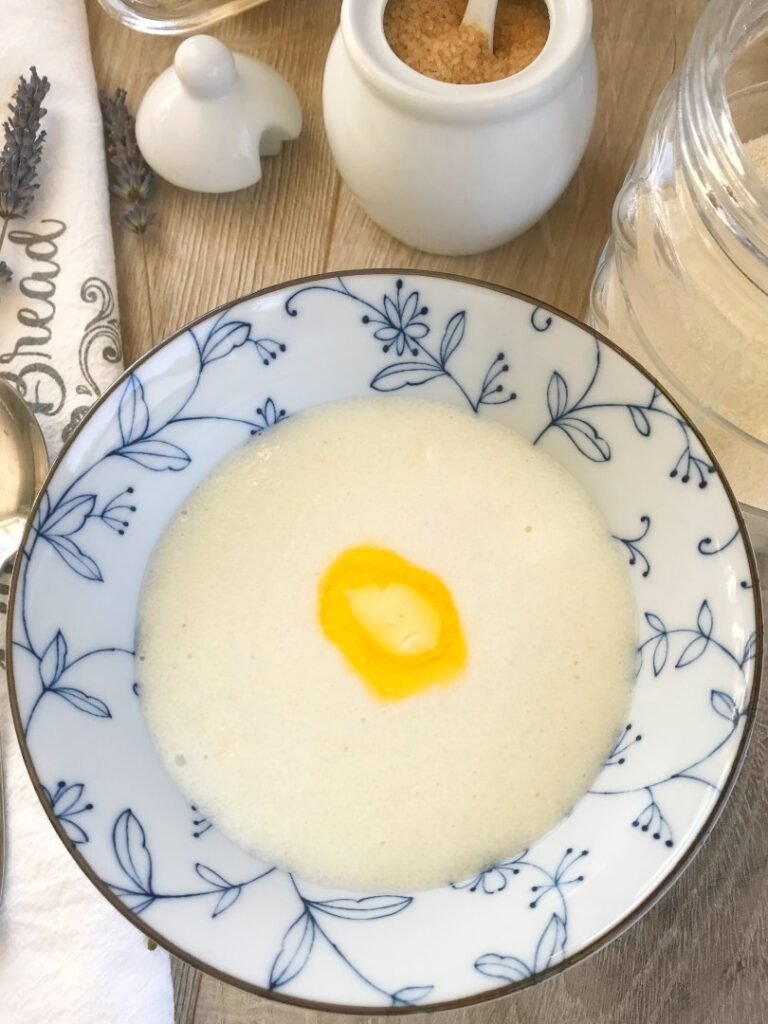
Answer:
xmin=323 ymin=0 xmax=597 ymax=255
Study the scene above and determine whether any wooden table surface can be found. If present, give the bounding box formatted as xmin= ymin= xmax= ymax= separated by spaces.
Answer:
xmin=86 ymin=2 xmax=768 ymax=1022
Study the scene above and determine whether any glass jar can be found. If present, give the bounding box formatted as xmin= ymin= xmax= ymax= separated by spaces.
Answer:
xmin=590 ymin=0 xmax=768 ymax=550
xmin=94 ymin=0 xmax=267 ymax=34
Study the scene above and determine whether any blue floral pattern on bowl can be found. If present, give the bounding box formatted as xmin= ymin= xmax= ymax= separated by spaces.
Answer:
xmin=7 ymin=272 xmax=760 ymax=1012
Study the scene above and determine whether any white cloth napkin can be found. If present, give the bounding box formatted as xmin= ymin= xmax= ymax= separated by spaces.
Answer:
xmin=0 ymin=2 xmax=174 ymax=1022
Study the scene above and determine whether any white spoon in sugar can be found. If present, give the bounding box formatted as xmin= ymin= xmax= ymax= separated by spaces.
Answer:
xmin=461 ymin=0 xmax=499 ymax=49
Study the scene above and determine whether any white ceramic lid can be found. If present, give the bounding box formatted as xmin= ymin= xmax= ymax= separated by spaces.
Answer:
xmin=136 ymin=35 xmax=302 ymax=193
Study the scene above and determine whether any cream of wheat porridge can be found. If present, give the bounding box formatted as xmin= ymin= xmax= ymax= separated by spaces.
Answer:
xmin=137 ymin=398 xmax=635 ymax=892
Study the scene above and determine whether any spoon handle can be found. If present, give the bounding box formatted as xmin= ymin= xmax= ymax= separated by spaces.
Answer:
xmin=461 ymin=0 xmax=499 ymax=47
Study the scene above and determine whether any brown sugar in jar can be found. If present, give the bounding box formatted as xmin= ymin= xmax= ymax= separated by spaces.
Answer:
xmin=384 ymin=0 xmax=550 ymax=85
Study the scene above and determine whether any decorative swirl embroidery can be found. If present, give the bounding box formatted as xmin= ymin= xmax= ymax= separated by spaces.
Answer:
xmin=79 ymin=277 xmax=122 ymax=396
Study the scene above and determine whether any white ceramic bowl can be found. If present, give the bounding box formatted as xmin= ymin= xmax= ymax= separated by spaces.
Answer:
xmin=8 ymin=272 xmax=760 ymax=1012
xmin=323 ymin=0 xmax=597 ymax=255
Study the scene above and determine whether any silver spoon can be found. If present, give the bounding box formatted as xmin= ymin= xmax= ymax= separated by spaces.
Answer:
xmin=1 ymin=379 xmax=48 ymax=573
xmin=462 ymin=0 xmax=499 ymax=49
xmin=0 ymin=377 xmax=48 ymax=904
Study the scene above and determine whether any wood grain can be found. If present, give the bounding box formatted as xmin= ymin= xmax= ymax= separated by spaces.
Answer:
xmin=84 ymin=2 xmax=768 ymax=1023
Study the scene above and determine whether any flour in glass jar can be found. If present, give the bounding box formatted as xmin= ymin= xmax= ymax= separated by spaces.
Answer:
xmin=601 ymin=134 xmax=768 ymax=512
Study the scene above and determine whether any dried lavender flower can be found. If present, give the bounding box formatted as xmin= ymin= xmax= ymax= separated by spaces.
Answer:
xmin=99 ymin=86 xmax=158 ymax=340
xmin=120 ymin=202 xmax=157 ymax=235
xmin=0 ymin=67 xmax=50 ymax=221
xmin=99 ymin=89 xmax=155 ymax=209
xmin=0 ymin=260 xmax=11 ymax=284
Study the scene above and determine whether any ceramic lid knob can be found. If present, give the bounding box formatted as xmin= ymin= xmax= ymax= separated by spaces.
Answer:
xmin=175 ymin=36 xmax=237 ymax=99
xmin=135 ymin=35 xmax=302 ymax=194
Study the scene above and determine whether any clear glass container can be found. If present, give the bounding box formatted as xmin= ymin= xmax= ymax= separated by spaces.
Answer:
xmin=590 ymin=0 xmax=768 ymax=550
xmin=94 ymin=0 xmax=268 ymax=35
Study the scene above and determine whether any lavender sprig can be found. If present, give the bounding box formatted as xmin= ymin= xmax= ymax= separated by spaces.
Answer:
xmin=0 ymin=66 xmax=49 ymax=222
xmin=99 ymin=87 xmax=158 ymax=341
xmin=99 ymin=88 xmax=156 ymax=234
xmin=120 ymin=202 xmax=157 ymax=234
xmin=0 ymin=67 xmax=50 ymax=294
